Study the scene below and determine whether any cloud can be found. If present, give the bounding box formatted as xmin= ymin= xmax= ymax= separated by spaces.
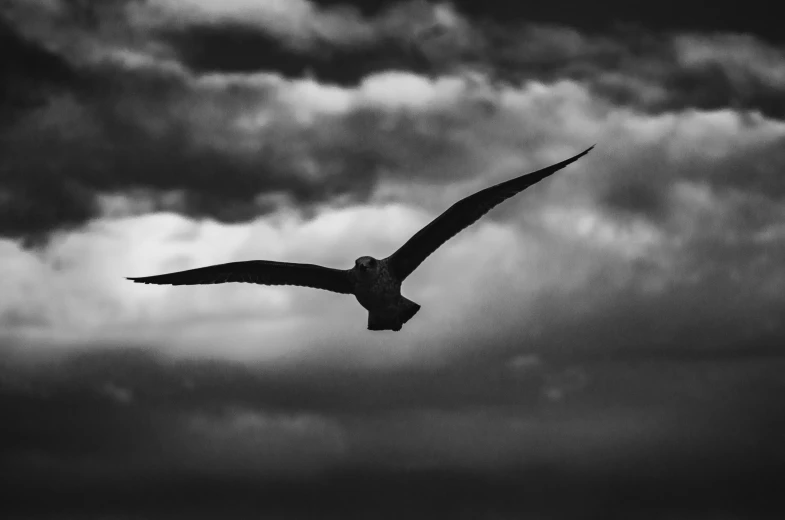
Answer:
xmin=3 ymin=156 xmax=784 ymax=365
xmin=2 ymin=26 xmax=785 ymax=353
xmin=3 ymin=8 xmax=785 ymax=376
xmin=180 ymin=407 xmax=346 ymax=476
xmin=4 ymin=0 xmax=785 ymax=244
xmin=2 ymin=342 xmax=784 ymax=517
xmin=143 ymin=0 xmax=377 ymax=49
xmin=3 ymin=53 xmax=784 ymax=240
xmin=0 ymin=15 xmax=76 ymax=119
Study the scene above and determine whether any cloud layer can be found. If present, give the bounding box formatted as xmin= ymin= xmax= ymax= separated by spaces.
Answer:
xmin=2 ymin=0 xmax=785 ymax=516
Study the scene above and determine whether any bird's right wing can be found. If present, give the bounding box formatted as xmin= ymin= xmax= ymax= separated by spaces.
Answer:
xmin=127 ymin=260 xmax=354 ymax=294
xmin=387 ymin=146 xmax=594 ymax=281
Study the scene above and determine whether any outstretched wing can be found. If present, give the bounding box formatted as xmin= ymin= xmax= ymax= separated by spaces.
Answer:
xmin=387 ymin=146 xmax=594 ymax=281
xmin=126 ymin=260 xmax=354 ymax=294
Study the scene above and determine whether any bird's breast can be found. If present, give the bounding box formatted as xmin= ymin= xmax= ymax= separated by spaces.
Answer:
xmin=352 ymin=267 xmax=401 ymax=311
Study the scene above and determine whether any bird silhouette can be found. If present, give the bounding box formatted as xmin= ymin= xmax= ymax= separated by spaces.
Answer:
xmin=127 ymin=146 xmax=594 ymax=331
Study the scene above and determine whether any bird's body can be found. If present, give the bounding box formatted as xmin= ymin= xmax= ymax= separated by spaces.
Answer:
xmin=127 ymin=146 xmax=594 ymax=331
xmin=348 ymin=256 xmax=419 ymax=331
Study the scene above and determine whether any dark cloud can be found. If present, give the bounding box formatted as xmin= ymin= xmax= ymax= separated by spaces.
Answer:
xmin=2 ymin=344 xmax=785 ymax=516
xmin=593 ymin=136 xmax=785 ymax=228
xmin=157 ymin=10 xmax=785 ymax=120
xmin=319 ymin=0 xmax=785 ymax=44
xmin=152 ymin=0 xmax=785 ymax=119
xmin=0 ymin=52 xmax=370 ymax=239
xmin=0 ymin=28 xmax=484 ymax=241
xmin=0 ymin=16 xmax=76 ymax=120
xmin=164 ymin=22 xmax=436 ymax=83
xmin=3 ymin=0 xmax=785 ymax=244
xmin=471 ymin=25 xmax=785 ymax=119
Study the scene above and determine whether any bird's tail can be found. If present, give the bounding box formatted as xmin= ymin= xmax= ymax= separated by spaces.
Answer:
xmin=398 ymin=296 xmax=421 ymax=325
xmin=367 ymin=297 xmax=421 ymax=332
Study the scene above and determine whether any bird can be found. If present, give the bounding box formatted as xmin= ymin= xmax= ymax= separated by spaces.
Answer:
xmin=127 ymin=145 xmax=594 ymax=331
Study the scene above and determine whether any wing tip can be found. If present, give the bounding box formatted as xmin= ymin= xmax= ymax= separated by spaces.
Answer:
xmin=126 ymin=277 xmax=155 ymax=284
xmin=559 ymin=144 xmax=595 ymax=168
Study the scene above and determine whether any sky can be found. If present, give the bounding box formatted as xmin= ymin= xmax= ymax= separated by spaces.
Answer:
xmin=1 ymin=0 xmax=785 ymax=517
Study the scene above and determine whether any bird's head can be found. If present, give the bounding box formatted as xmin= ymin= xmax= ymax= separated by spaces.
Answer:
xmin=354 ymin=256 xmax=379 ymax=273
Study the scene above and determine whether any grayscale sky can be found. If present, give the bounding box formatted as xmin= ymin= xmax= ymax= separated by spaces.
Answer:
xmin=1 ymin=0 xmax=784 ymax=517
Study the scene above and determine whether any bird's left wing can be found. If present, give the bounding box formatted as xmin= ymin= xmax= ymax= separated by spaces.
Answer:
xmin=126 ymin=260 xmax=354 ymax=294
xmin=387 ymin=146 xmax=594 ymax=281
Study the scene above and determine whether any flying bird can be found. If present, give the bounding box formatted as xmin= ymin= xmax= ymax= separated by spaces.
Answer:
xmin=127 ymin=146 xmax=594 ymax=331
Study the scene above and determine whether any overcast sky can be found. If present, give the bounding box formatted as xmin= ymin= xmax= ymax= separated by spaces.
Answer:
xmin=2 ymin=0 xmax=785 ymax=517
